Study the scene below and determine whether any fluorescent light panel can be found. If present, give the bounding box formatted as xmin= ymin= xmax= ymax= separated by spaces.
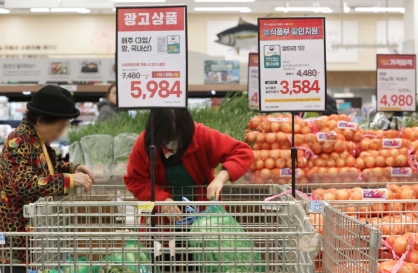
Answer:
xmin=275 ymin=7 xmax=333 ymax=13
xmin=50 ymin=8 xmax=91 ymax=13
xmin=0 ymin=8 xmax=10 ymax=14
xmin=195 ymin=0 xmax=254 ymax=2
xmin=31 ymin=8 xmax=50 ymax=12
xmin=355 ymin=7 xmax=405 ymax=13
xmin=113 ymin=0 xmax=166 ymax=2
xmin=194 ymin=7 xmax=251 ymax=12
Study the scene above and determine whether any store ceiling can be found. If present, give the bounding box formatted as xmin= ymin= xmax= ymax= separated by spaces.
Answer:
xmin=0 ymin=0 xmax=406 ymax=14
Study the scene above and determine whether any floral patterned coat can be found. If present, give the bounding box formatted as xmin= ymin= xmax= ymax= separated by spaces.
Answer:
xmin=0 ymin=118 xmax=75 ymax=263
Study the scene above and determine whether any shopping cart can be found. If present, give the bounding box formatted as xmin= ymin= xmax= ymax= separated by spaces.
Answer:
xmin=4 ymin=184 xmax=320 ymax=273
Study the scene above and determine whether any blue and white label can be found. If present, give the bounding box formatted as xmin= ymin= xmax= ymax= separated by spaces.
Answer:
xmin=308 ymin=200 xmax=323 ymax=212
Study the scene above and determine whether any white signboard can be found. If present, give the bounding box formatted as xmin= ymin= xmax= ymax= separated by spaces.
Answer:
xmin=0 ymin=58 xmax=115 ymax=83
xmin=258 ymin=17 xmax=327 ymax=112
xmin=247 ymin=53 xmax=259 ymax=110
xmin=116 ymin=6 xmax=188 ymax=109
xmin=377 ymin=54 xmax=416 ymax=112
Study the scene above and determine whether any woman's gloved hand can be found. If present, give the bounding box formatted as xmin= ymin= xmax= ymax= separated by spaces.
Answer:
xmin=72 ymin=172 xmax=93 ymax=192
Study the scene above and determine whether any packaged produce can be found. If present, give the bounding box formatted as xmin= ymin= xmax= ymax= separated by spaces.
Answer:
xmin=189 ymin=204 xmax=265 ymax=273
xmin=68 ymin=141 xmax=85 ymax=165
xmin=377 ymin=260 xmax=417 ymax=273
xmin=112 ymin=133 xmax=138 ymax=177
xmin=80 ymin=134 xmax=113 ymax=180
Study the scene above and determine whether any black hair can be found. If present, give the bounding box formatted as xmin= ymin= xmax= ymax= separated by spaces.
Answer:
xmin=144 ymin=108 xmax=195 ymax=163
xmin=25 ymin=109 xmax=63 ymax=125
xmin=107 ymin=83 xmax=116 ymax=99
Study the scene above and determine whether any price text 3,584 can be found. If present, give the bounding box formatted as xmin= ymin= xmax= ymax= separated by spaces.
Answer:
xmin=279 ymin=80 xmax=320 ymax=95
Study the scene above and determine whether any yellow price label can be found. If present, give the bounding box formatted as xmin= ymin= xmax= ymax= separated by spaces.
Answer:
xmin=137 ymin=202 xmax=155 ymax=212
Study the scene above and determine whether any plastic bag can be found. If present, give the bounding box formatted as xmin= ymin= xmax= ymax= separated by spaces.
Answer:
xmin=112 ymin=133 xmax=138 ymax=177
xmin=62 ymin=257 xmax=97 ymax=273
xmin=68 ymin=141 xmax=85 ymax=165
xmin=80 ymin=134 xmax=113 ymax=180
xmin=97 ymin=239 xmax=154 ymax=273
xmin=189 ymin=205 xmax=265 ymax=273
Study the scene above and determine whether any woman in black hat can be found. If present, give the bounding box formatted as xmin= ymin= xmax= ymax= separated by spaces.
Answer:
xmin=0 ymin=85 xmax=94 ymax=273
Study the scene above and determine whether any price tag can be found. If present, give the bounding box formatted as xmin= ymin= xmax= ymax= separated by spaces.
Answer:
xmin=0 ymin=232 xmax=5 ymax=244
xmin=308 ymin=201 xmax=323 ymax=213
xmin=247 ymin=53 xmax=259 ymax=110
xmin=377 ymin=54 xmax=416 ymax=112
xmin=390 ymin=167 xmax=413 ymax=177
xmin=257 ymin=18 xmax=326 ymax=112
xmin=361 ymin=188 xmax=388 ymax=200
xmin=138 ymin=202 xmax=155 ymax=212
xmin=116 ymin=6 xmax=188 ymax=108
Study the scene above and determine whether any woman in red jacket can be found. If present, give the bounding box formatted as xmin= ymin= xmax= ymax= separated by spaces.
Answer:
xmin=124 ymin=108 xmax=253 ymax=218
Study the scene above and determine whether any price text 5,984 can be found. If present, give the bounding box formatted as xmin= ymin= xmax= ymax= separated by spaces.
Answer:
xmin=279 ymin=80 xmax=320 ymax=95
xmin=130 ymin=80 xmax=182 ymax=99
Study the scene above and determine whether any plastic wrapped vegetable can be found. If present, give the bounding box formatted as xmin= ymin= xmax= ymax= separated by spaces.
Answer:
xmin=61 ymin=257 xmax=97 ymax=273
xmin=112 ymin=133 xmax=138 ymax=177
xmin=80 ymin=134 xmax=113 ymax=180
xmin=97 ymin=239 xmax=154 ymax=273
xmin=189 ymin=205 xmax=265 ymax=273
xmin=68 ymin=141 xmax=85 ymax=165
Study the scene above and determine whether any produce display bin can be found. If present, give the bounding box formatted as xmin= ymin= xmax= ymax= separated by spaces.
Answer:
xmin=16 ymin=192 xmax=319 ymax=273
xmin=322 ymin=203 xmax=380 ymax=273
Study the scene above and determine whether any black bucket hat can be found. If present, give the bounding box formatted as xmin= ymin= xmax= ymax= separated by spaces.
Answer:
xmin=26 ymin=85 xmax=80 ymax=118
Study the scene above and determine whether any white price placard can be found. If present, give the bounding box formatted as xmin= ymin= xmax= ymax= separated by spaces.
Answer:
xmin=116 ymin=6 xmax=188 ymax=109
xmin=247 ymin=53 xmax=259 ymax=110
xmin=377 ymin=54 xmax=416 ymax=112
xmin=257 ymin=18 xmax=326 ymax=112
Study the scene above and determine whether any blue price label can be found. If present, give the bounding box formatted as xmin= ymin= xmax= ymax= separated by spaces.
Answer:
xmin=309 ymin=201 xmax=323 ymax=212
xmin=0 ymin=232 xmax=5 ymax=244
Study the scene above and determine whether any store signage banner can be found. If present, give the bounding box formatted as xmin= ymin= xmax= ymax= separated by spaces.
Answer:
xmin=204 ymin=60 xmax=240 ymax=84
xmin=257 ymin=17 xmax=327 ymax=112
xmin=116 ymin=6 xmax=188 ymax=109
xmin=377 ymin=54 xmax=416 ymax=112
xmin=247 ymin=53 xmax=259 ymax=110
xmin=0 ymin=58 xmax=115 ymax=83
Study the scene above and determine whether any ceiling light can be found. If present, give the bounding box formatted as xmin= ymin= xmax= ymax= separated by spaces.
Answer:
xmin=194 ymin=7 xmax=251 ymax=12
xmin=0 ymin=8 xmax=10 ymax=14
xmin=354 ymin=7 xmax=405 ymax=13
xmin=50 ymin=8 xmax=91 ymax=13
xmin=113 ymin=0 xmax=166 ymax=2
xmin=195 ymin=0 xmax=254 ymax=2
xmin=275 ymin=7 xmax=333 ymax=13
xmin=31 ymin=8 xmax=50 ymax=12
xmin=343 ymin=2 xmax=350 ymax=13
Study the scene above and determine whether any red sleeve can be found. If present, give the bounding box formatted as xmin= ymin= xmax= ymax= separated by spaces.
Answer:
xmin=124 ymin=133 xmax=171 ymax=202
xmin=199 ymin=124 xmax=254 ymax=182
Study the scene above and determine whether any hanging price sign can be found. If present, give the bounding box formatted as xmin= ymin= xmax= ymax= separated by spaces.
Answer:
xmin=116 ymin=6 xmax=188 ymax=108
xmin=248 ymin=53 xmax=259 ymax=110
xmin=257 ymin=17 xmax=327 ymax=112
xmin=377 ymin=54 xmax=416 ymax=112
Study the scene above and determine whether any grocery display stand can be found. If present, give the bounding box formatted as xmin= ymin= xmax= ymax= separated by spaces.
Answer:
xmin=3 ymin=184 xmax=320 ymax=273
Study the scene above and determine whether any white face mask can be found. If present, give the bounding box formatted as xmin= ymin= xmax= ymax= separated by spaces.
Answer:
xmin=165 ymin=140 xmax=179 ymax=150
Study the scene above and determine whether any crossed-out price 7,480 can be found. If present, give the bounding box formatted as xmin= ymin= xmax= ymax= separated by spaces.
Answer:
xmin=279 ymin=80 xmax=320 ymax=95
xmin=130 ymin=80 xmax=182 ymax=99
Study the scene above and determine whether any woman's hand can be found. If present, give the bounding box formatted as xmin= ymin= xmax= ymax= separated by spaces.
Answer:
xmin=162 ymin=198 xmax=182 ymax=222
xmin=207 ymin=170 xmax=230 ymax=200
xmin=72 ymin=173 xmax=93 ymax=192
xmin=75 ymin=165 xmax=95 ymax=183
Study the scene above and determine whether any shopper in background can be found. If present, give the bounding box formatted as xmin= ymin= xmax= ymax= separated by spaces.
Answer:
xmin=0 ymin=85 xmax=94 ymax=273
xmin=125 ymin=108 xmax=253 ymax=209
xmin=326 ymin=93 xmax=338 ymax=116
xmin=97 ymin=83 xmax=118 ymax=121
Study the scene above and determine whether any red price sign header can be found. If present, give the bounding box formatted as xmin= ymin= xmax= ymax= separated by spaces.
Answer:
xmin=377 ymin=55 xmax=415 ymax=70
xmin=117 ymin=7 xmax=185 ymax=32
